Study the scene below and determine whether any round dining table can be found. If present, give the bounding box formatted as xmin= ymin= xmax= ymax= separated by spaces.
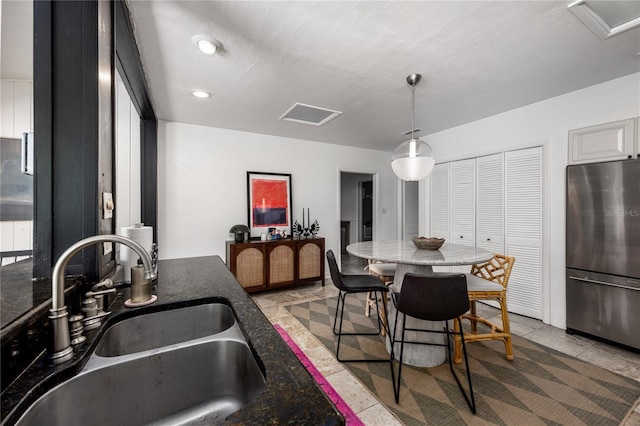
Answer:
xmin=347 ymin=240 xmax=494 ymax=367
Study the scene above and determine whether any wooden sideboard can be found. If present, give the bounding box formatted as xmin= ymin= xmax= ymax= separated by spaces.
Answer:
xmin=226 ymin=237 xmax=325 ymax=292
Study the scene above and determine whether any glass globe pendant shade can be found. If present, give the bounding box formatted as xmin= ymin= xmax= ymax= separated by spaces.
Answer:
xmin=391 ymin=138 xmax=435 ymax=181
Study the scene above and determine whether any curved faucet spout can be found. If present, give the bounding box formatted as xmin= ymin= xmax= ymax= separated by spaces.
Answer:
xmin=52 ymin=235 xmax=156 ymax=311
xmin=49 ymin=234 xmax=157 ymax=364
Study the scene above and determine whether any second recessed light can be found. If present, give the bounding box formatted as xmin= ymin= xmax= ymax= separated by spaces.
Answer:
xmin=191 ymin=90 xmax=212 ymax=99
xmin=192 ymin=35 xmax=222 ymax=56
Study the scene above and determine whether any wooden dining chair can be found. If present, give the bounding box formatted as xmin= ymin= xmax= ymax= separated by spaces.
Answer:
xmin=364 ymin=260 xmax=396 ymax=336
xmin=453 ymin=254 xmax=516 ymax=364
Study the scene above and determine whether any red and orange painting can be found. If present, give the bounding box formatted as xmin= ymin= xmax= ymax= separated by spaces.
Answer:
xmin=247 ymin=172 xmax=292 ymax=237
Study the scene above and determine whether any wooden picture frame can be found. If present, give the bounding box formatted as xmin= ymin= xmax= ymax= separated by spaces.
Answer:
xmin=247 ymin=171 xmax=292 ymax=238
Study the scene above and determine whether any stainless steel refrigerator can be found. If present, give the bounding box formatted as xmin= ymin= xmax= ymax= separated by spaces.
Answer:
xmin=566 ymin=159 xmax=640 ymax=350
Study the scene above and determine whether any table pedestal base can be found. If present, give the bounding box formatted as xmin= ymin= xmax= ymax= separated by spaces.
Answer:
xmin=386 ymin=263 xmax=447 ymax=367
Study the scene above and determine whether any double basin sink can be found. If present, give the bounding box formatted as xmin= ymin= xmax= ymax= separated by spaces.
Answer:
xmin=15 ymin=301 xmax=266 ymax=425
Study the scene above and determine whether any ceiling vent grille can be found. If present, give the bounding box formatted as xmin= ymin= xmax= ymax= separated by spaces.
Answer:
xmin=279 ymin=103 xmax=343 ymax=126
xmin=568 ymin=0 xmax=640 ymax=40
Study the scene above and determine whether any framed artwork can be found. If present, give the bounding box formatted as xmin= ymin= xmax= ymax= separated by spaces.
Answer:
xmin=247 ymin=171 xmax=292 ymax=238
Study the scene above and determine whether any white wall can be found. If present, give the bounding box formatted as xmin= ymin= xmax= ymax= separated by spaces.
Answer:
xmin=157 ymin=121 xmax=397 ymax=265
xmin=421 ymin=72 xmax=640 ymax=329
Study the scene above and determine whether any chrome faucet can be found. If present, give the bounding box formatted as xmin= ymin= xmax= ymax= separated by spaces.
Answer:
xmin=48 ymin=234 xmax=157 ymax=364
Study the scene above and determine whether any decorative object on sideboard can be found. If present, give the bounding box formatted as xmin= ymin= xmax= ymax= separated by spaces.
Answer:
xmin=293 ymin=220 xmax=303 ymax=238
xmin=247 ymin=171 xmax=292 ymax=238
xmin=294 ymin=208 xmax=320 ymax=238
xmin=412 ymin=237 xmax=445 ymax=250
xmin=229 ymin=224 xmax=250 ymax=242
xmin=309 ymin=219 xmax=320 ymax=237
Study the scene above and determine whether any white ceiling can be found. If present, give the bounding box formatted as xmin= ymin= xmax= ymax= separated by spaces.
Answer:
xmin=126 ymin=1 xmax=640 ymax=152
xmin=3 ymin=1 xmax=639 ymax=153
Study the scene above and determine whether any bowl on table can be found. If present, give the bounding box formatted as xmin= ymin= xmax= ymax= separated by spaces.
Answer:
xmin=412 ymin=237 xmax=445 ymax=250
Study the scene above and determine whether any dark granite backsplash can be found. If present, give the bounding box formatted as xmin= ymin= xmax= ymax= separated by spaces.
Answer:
xmin=0 ymin=256 xmax=343 ymax=425
xmin=1 ymin=275 xmax=86 ymax=393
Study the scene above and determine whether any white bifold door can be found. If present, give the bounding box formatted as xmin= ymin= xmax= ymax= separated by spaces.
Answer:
xmin=429 ymin=147 xmax=542 ymax=319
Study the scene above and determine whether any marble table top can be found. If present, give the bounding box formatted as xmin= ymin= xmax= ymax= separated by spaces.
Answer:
xmin=347 ymin=240 xmax=493 ymax=266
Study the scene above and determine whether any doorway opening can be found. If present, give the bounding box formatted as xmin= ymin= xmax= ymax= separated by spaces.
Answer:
xmin=339 ymin=171 xmax=374 ymax=274
xmin=360 ymin=180 xmax=373 ymax=242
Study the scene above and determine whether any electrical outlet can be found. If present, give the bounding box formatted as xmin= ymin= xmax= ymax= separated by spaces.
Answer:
xmin=103 ymin=242 xmax=113 ymax=255
xmin=102 ymin=192 xmax=114 ymax=219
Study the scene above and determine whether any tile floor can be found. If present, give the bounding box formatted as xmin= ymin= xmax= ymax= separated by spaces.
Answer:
xmin=251 ymin=254 xmax=640 ymax=425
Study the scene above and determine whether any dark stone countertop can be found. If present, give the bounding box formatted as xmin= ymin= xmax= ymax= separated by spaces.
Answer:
xmin=1 ymin=256 xmax=344 ymax=425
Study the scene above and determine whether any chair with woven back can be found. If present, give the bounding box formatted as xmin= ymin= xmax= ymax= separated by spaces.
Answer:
xmin=364 ymin=260 xmax=396 ymax=336
xmin=453 ymin=253 xmax=516 ymax=364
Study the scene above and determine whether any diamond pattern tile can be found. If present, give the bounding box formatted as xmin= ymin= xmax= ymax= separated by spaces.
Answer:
xmin=285 ymin=293 xmax=640 ymax=425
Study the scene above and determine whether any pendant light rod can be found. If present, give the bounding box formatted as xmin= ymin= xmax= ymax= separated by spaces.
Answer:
xmin=407 ymin=73 xmax=422 ymax=141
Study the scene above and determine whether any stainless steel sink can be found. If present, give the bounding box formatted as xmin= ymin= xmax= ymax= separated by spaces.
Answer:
xmin=95 ymin=303 xmax=236 ymax=356
xmin=16 ymin=340 xmax=266 ymax=425
xmin=15 ymin=301 xmax=266 ymax=425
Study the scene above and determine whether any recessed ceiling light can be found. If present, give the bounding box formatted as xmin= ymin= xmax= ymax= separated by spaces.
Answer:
xmin=191 ymin=35 xmax=222 ymax=56
xmin=191 ymin=90 xmax=212 ymax=99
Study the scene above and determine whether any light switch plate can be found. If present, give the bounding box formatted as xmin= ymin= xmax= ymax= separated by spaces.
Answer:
xmin=102 ymin=192 xmax=114 ymax=219
xmin=103 ymin=242 xmax=113 ymax=255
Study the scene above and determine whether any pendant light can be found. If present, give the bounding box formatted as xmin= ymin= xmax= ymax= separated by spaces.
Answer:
xmin=391 ymin=74 xmax=435 ymax=181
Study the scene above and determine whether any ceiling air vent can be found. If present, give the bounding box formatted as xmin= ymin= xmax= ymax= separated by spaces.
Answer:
xmin=279 ymin=103 xmax=343 ymax=126
xmin=568 ymin=0 xmax=640 ymax=40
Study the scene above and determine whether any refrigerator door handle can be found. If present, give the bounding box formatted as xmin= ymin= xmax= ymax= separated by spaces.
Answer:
xmin=568 ymin=275 xmax=640 ymax=292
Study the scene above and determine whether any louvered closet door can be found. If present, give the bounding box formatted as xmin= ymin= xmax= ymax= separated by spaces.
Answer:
xmin=505 ymin=147 xmax=542 ymax=319
xmin=476 ymin=153 xmax=504 ymax=254
xmin=450 ymin=159 xmax=476 ymax=273
xmin=430 ymin=163 xmax=450 ymax=238
xmin=430 ymin=163 xmax=450 ymax=272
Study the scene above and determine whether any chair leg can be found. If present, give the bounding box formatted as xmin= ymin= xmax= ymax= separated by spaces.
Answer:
xmin=365 ymin=291 xmax=389 ymax=336
xmin=452 ymin=316 xmax=463 ymax=365
xmin=332 ymin=290 xmax=392 ymax=363
xmin=468 ymin=300 xmax=478 ymax=333
xmin=378 ymin=296 xmax=388 ymax=337
xmin=333 ymin=291 xmax=344 ymax=335
xmin=392 ymin=315 xmax=476 ymax=413
xmin=446 ymin=318 xmax=476 ymax=414
xmin=498 ymin=297 xmax=514 ymax=361
xmin=365 ymin=291 xmax=373 ymax=317
xmin=392 ymin=310 xmax=406 ymax=404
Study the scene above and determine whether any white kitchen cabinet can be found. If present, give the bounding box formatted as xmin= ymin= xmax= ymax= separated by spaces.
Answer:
xmin=568 ymin=118 xmax=637 ymax=164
